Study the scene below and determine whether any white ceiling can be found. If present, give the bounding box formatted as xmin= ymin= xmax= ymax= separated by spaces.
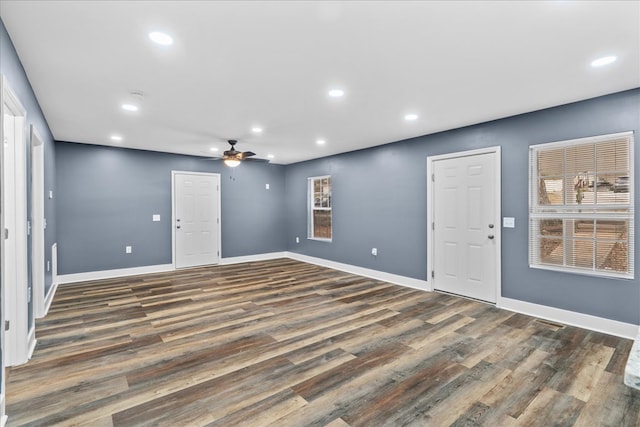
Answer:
xmin=1 ymin=1 xmax=639 ymax=164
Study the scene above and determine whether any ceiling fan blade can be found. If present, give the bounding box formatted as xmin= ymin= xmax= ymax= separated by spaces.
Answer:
xmin=240 ymin=151 xmax=256 ymax=159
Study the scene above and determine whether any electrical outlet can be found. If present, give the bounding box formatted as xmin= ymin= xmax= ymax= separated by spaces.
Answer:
xmin=371 ymin=247 xmax=377 ymax=256
xmin=265 ymin=183 xmax=270 ymax=190
xmin=126 ymin=246 xmax=132 ymax=254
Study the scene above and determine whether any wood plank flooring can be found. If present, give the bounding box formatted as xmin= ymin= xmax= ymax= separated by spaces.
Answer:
xmin=6 ymin=258 xmax=640 ymax=426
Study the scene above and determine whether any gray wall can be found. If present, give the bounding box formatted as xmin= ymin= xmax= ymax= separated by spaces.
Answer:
xmin=1 ymin=19 xmax=57 ymax=321
xmin=3 ymin=16 xmax=638 ymax=327
xmin=285 ymin=88 xmax=640 ymax=325
xmin=55 ymin=142 xmax=286 ymax=275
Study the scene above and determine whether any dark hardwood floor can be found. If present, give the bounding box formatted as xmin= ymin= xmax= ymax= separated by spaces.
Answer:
xmin=6 ymin=259 xmax=640 ymax=426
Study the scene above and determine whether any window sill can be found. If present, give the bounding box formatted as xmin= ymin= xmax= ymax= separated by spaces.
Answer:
xmin=529 ymin=264 xmax=634 ymax=281
xmin=308 ymin=237 xmax=332 ymax=243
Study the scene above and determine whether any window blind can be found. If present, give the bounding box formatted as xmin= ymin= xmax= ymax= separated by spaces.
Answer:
xmin=529 ymin=131 xmax=634 ymax=279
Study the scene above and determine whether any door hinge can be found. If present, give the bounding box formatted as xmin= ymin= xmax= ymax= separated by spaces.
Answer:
xmin=431 ymin=173 xmax=435 ymax=182
xmin=217 ymin=218 xmax=220 ymax=224
xmin=432 ymin=222 xmax=434 ymax=230
xmin=3 ymin=228 xmax=8 ymax=240
xmin=4 ymin=320 xmax=9 ymax=331
xmin=431 ymin=270 xmax=435 ymax=279
xmin=27 ymin=220 xmax=32 ymax=236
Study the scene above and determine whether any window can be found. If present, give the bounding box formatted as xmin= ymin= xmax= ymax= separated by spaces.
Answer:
xmin=529 ymin=131 xmax=634 ymax=279
xmin=308 ymin=176 xmax=332 ymax=240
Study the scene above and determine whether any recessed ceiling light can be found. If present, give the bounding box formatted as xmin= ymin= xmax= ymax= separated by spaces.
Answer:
xmin=121 ymin=104 xmax=139 ymax=112
xmin=149 ymin=31 xmax=173 ymax=46
xmin=316 ymin=139 xmax=326 ymax=145
xmin=267 ymin=154 xmax=275 ymax=159
xmin=328 ymin=89 xmax=344 ymax=98
xmin=210 ymin=147 xmax=219 ymax=152
xmin=404 ymin=113 xmax=418 ymax=121
xmin=252 ymin=127 xmax=263 ymax=133
xmin=591 ymin=55 xmax=617 ymax=67
xmin=110 ymin=135 xmax=123 ymax=142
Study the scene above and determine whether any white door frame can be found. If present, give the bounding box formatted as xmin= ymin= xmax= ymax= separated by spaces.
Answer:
xmin=171 ymin=171 xmax=221 ymax=268
xmin=0 ymin=76 xmax=5 ymax=427
xmin=30 ymin=125 xmax=45 ymax=318
xmin=426 ymin=146 xmax=502 ymax=303
xmin=1 ymin=75 xmax=32 ymax=369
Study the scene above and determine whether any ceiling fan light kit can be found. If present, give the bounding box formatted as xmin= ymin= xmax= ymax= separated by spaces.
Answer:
xmin=220 ymin=139 xmax=256 ymax=167
xmin=223 ymin=159 xmax=241 ymax=167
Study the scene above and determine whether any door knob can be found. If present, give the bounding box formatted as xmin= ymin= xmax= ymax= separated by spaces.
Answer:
xmin=488 ymin=224 xmax=494 ymax=228
xmin=488 ymin=235 xmax=494 ymax=239
xmin=176 ymin=225 xmax=181 ymax=229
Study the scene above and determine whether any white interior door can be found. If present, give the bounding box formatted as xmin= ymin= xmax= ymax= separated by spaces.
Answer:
xmin=30 ymin=126 xmax=45 ymax=318
xmin=432 ymin=151 xmax=499 ymax=303
xmin=173 ymin=172 xmax=220 ymax=269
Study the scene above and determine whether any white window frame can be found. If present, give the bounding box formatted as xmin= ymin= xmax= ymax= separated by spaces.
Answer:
xmin=529 ymin=131 xmax=634 ymax=279
xmin=307 ymin=175 xmax=332 ymax=242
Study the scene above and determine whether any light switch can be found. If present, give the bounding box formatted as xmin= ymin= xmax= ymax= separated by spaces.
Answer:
xmin=49 ymin=190 xmax=53 ymax=199
xmin=503 ymin=217 xmax=515 ymax=228
xmin=125 ymin=246 xmax=132 ymax=254
xmin=152 ymin=214 xmax=161 ymax=222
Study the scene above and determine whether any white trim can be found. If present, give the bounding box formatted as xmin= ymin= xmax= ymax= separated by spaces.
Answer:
xmin=30 ymin=125 xmax=46 ymax=318
xmin=528 ymin=131 xmax=634 ymax=279
xmin=2 ymin=75 xmax=30 ymax=367
xmin=285 ymin=252 xmax=429 ymax=290
xmin=26 ymin=326 xmax=36 ymax=361
xmin=220 ymin=252 xmax=287 ymax=265
xmin=171 ymin=171 xmax=222 ymax=269
xmin=426 ymin=146 xmax=502 ymax=301
xmin=529 ymin=130 xmax=634 ymax=150
xmin=43 ymin=279 xmax=58 ymax=317
xmin=57 ymin=264 xmax=174 ymax=285
xmin=498 ymin=297 xmax=638 ymax=339
xmin=307 ymin=175 xmax=332 ymax=241
xmin=0 ymin=76 xmax=5 ymax=426
xmin=45 ymin=251 xmax=637 ymax=339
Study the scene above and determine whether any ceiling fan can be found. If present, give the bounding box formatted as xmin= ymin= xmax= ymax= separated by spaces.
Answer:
xmin=220 ymin=139 xmax=256 ymax=167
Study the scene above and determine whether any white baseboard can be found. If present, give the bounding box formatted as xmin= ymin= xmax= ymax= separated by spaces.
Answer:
xmin=43 ymin=280 xmax=59 ymax=317
xmin=285 ymin=252 xmax=429 ymax=291
xmin=55 ymin=253 xmax=289 ymax=284
xmin=57 ymin=264 xmax=174 ymax=284
xmin=27 ymin=326 xmax=36 ymax=361
xmin=499 ymin=297 xmax=638 ymax=340
xmin=220 ymin=252 xmax=287 ymax=265
xmin=49 ymin=253 xmax=637 ymax=340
